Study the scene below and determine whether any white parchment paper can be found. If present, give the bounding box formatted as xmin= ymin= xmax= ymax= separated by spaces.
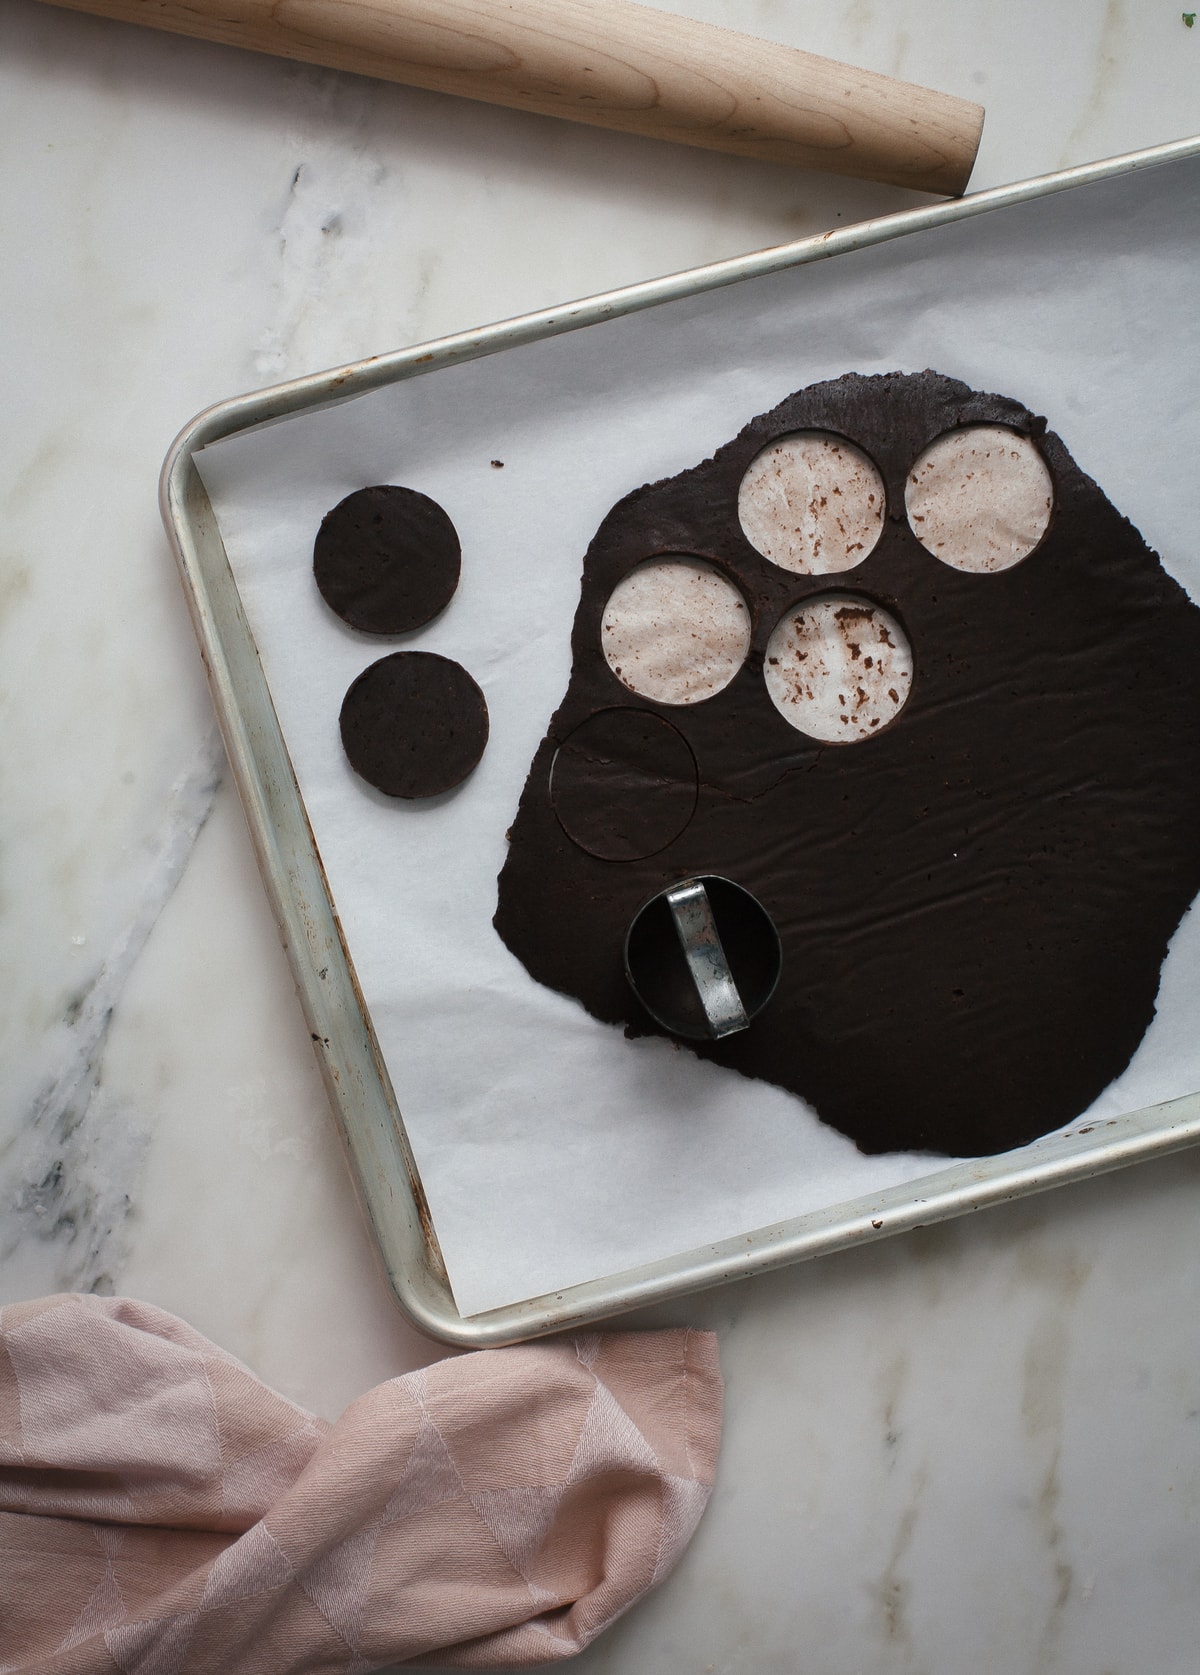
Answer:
xmin=196 ymin=155 xmax=1200 ymax=1316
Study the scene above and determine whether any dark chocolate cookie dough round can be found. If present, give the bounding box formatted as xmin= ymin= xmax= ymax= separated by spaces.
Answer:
xmin=494 ymin=370 xmax=1200 ymax=1158
xmin=314 ymin=485 xmax=461 ymax=634
xmin=340 ymin=651 xmax=488 ymax=799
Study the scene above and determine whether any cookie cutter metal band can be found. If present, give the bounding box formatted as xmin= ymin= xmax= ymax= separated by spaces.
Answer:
xmin=666 ymin=879 xmax=750 ymax=1038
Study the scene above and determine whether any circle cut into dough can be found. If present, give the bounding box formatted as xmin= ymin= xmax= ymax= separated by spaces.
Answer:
xmin=738 ymin=432 xmax=885 ymax=575
xmin=764 ymin=593 xmax=912 ymax=743
xmin=905 ymin=426 xmax=1053 ymax=573
xmin=550 ymin=708 xmax=698 ymax=861
xmin=601 ymin=558 xmax=750 ymax=705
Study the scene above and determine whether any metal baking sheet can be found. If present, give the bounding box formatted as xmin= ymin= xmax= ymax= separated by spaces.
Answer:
xmin=162 ymin=135 xmax=1200 ymax=1346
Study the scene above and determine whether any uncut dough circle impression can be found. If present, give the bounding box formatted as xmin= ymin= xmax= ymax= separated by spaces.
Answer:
xmin=550 ymin=708 xmax=698 ymax=861
xmin=602 ymin=558 xmax=751 ymax=705
xmin=905 ymin=425 xmax=1053 ymax=573
xmin=765 ymin=594 xmax=913 ymax=743
xmin=738 ymin=431 xmax=885 ymax=575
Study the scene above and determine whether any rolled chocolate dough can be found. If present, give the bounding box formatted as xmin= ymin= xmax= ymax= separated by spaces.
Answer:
xmin=494 ymin=371 xmax=1200 ymax=1157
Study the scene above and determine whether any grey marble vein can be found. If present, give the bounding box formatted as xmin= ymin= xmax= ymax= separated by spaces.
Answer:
xmin=0 ymin=729 xmax=223 ymax=1295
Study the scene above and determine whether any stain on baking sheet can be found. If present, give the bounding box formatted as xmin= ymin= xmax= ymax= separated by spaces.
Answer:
xmin=494 ymin=371 xmax=1200 ymax=1158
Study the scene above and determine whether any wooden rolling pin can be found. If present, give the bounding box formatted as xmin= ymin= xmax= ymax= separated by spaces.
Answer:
xmin=40 ymin=0 xmax=984 ymax=195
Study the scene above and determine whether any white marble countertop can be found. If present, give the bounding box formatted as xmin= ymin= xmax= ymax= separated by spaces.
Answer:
xmin=3 ymin=3 xmax=1199 ymax=1669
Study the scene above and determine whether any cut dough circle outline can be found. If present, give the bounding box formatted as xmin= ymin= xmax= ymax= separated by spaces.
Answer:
xmin=549 ymin=707 xmax=699 ymax=862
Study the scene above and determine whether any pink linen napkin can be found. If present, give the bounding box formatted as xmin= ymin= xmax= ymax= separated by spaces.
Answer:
xmin=0 ymin=1295 xmax=721 ymax=1672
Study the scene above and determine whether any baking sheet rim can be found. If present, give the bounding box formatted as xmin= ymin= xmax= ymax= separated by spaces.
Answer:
xmin=161 ymin=133 xmax=1200 ymax=1346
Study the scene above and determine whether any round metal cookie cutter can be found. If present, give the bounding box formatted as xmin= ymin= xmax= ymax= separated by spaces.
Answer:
xmin=624 ymin=875 xmax=782 ymax=1041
